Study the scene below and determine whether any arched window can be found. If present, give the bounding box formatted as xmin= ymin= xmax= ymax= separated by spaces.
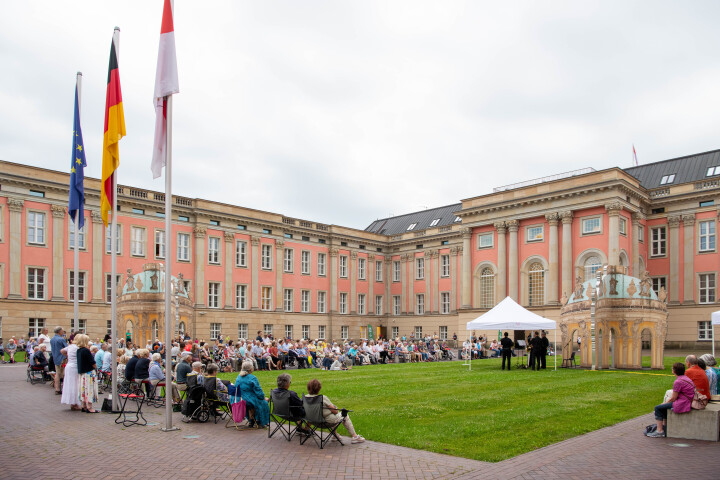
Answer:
xmin=151 ymin=320 xmax=158 ymax=341
xmin=480 ymin=267 xmax=494 ymax=308
xmin=528 ymin=262 xmax=544 ymax=306
xmin=584 ymin=256 xmax=601 ymax=282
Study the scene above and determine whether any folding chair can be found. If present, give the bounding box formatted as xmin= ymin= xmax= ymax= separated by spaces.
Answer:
xmin=562 ymin=351 xmax=577 ymax=368
xmin=300 ymin=395 xmax=344 ymax=449
xmin=203 ymin=375 xmax=240 ymax=428
xmin=268 ymin=389 xmax=299 ymax=441
xmin=115 ymin=379 xmax=147 ymax=427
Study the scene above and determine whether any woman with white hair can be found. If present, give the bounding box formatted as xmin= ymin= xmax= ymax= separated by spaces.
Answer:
xmin=699 ymin=354 xmax=718 ymax=395
xmin=233 ymin=360 xmax=270 ymax=427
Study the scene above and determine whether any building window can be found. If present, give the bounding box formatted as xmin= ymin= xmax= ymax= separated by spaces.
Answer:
xmin=106 ymin=320 xmax=112 ymax=336
xmin=27 ymin=211 xmax=46 ymax=245
xmin=528 ymin=262 xmax=544 ymax=306
xmin=619 ymin=218 xmax=627 ymax=236
xmin=68 ymin=221 xmax=86 ymax=249
xmin=285 ymin=325 xmax=293 ymax=339
xmin=208 ymin=282 xmax=220 ymax=308
xmin=261 ymin=245 xmax=272 ymax=270
xmin=182 ymin=280 xmax=191 ymax=295
xmin=261 ymin=287 xmax=273 ymax=311
xmin=106 ymin=273 xmax=121 ymax=303
xmin=105 ymin=224 xmax=122 ymax=254
xmin=317 ymin=291 xmax=326 ymax=313
xmin=651 ymin=277 xmax=667 ymax=295
xmin=407 ymin=223 xmax=417 ymax=231
xmin=301 ymin=290 xmax=310 ymax=313
xmin=430 ymin=218 xmax=440 ymax=227
xmin=441 ymin=255 xmax=450 ymax=277
xmin=660 ymin=174 xmax=676 ymax=185
xmin=130 ymin=227 xmax=146 ymax=256
xmin=154 ymin=230 xmax=165 ymax=259
xmin=208 ymin=237 xmax=220 ymax=264
xmin=416 ymin=294 xmax=425 ymax=315
xmin=318 ymin=325 xmax=326 ymax=340
xmin=699 ymin=273 xmax=716 ymax=304
xmin=151 ymin=320 xmax=159 ymax=340
xmin=480 ymin=267 xmax=494 ymax=308
xmin=650 ymin=227 xmax=667 ymax=257
xmin=439 ymin=326 xmax=448 ymax=340
xmin=357 ymin=294 xmax=366 ymax=315
xmin=358 ymin=258 xmax=366 ymax=280
xmin=706 ymin=166 xmax=720 ymax=177
xmin=699 ymin=321 xmax=712 ymax=340
xmin=284 ymin=288 xmax=294 ymax=312
xmin=339 ymin=255 xmax=348 ymax=278
xmin=584 ymin=256 xmax=602 ymax=282
xmin=526 ymin=225 xmax=544 ymax=242
xmin=582 ymin=217 xmax=601 ymax=235
xmin=68 ymin=271 xmax=86 ymax=302
xmin=638 ymin=226 xmax=644 ymax=243
xmin=301 ymin=251 xmax=311 ymax=274
xmin=699 ymin=220 xmax=716 ymax=252
xmin=72 ymin=318 xmax=86 ymax=333
xmin=264 ymin=324 xmax=273 ymax=337
xmin=477 ymin=233 xmax=493 ymax=249
xmin=299 ymin=325 xmax=309 ymax=340
xmin=210 ymin=323 xmax=221 ymax=340
xmin=339 ymin=292 xmax=348 ymax=314
xmin=414 ymin=326 xmax=423 ymax=338
xmin=700 ymin=200 xmax=715 ymax=207
xmin=375 ymin=261 xmax=383 ymax=282
xmin=235 ymin=284 xmax=247 ymax=310
xmin=210 ymin=220 xmax=220 ymax=227
xmin=177 ymin=232 xmax=190 ymax=261
xmin=375 ymin=295 xmax=383 ymax=315
xmin=27 ymin=268 xmax=45 ymax=299
xmin=28 ymin=318 xmax=45 ymax=338
xmin=317 ymin=253 xmax=326 ymax=276
xmin=393 ymin=296 xmax=401 ymax=315
xmin=416 ymin=258 xmax=425 ymax=280
xmin=284 ymin=248 xmax=294 ymax=273
xmin=441 ymin=292 xmax=450 ymax=314
xmin=393 ymin=261 xmax=401 ymax=282
xmin=132 ymin=208 xmax=145 ymax=215
xmin=392 ymin=326 xmax=399 ymax=339
xmin=178 ymin=215 xmax=189 ymax=222
xmin=238 ymin=323 xmax=248 ymax=340
xmin=236 ymin=240 xmax=247 ymax=267
xmin=341 ymin=326 xmax=349 ymax=340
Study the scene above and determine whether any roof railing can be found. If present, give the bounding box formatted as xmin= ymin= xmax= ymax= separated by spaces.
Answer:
xmin=493 ymin=167 xmax=596 ymax=192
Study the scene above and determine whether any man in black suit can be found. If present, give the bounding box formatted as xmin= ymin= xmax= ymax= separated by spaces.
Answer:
xmin=530 ymin=331 xmax=544 ymax=370
xmin=500 ymin=332 xmax=514 ymax=370
xmin=539 ymin=331 xmax=550 ymax=369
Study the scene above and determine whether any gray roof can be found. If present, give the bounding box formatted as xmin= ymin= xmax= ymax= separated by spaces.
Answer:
xmin=624 ymin=149 xmax=720 ymax=189
xmin=365 ymin=203 xmax=463 ymax=236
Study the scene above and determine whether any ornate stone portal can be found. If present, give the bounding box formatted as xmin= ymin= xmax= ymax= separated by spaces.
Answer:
xmin=560 ymin=266 xmax=668 ymax=369
xmin=117 ymin=263 xmax=194 ymax=347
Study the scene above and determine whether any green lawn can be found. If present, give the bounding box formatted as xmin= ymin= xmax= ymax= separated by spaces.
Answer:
xmin=219 ymin=358 xmax=679 ymax=462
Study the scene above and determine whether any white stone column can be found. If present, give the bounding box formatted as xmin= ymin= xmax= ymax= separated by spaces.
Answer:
xmin=631 ymin=212 xmax=643 ymax=276
xmin=507 ymin=220 xmax=519 ymax=301
xmin=682 ymin=214 xmax=696 ymax=304
xmin=668 ymin=215 xmax=681 ymax=304
xmin=606 ymin=202 xmax=622 ymax=266
xmin=193 ymin=226 xmax=207 ymax=307
xmin=450 ymin=247 xmax=460 ymax=312
xmin=250 ymin=235 xmax=260 ymax=310
xmin=330 ymin=247 xmax=339 ymax=313
xmin=350 ymin=252 xmax=357 ymax=314
xmin=560 ymin=211 xmax=573 ymax=298
xmin=431 ymin=250 xmax=439 ymax=312
xmin=51 ymin=204 xmax=66 ymax=300
xmin=91 ymin=210 xmax=104 ymax=302
xmin=546 ymin=213 xmax=559 ymax=305
xmin=461 ymin=227 xmax=472 ymax=308
xmin=224 ymin=231 xmax=234 ymax=308
xmin=275 ymin=239 xmax=284 ymax=311
xmin=7 ymin=198 xmax=24 ymax=298
xmin=494 ymin=222 xmax=507 ymax=301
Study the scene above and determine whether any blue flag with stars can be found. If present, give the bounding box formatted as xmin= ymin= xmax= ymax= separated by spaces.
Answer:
xmin=69 ymin=83 xmax=86 ymax=229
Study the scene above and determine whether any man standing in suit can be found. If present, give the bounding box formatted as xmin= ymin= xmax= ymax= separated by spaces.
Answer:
xmin=500 ymin=332 xmax=514 ymax=370
xmin=531 ymin=331 xmax=543 ymax=371
xmin=539 ymin=331 xmax=549 ymax=369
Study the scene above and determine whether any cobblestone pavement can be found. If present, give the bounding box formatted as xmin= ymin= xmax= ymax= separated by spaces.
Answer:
xmin=1 ymin=363 xmax=718 ymax=480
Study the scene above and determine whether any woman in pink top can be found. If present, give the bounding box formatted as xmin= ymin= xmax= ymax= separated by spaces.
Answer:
xmin=648 ymin=362 xmax=696 ymax=437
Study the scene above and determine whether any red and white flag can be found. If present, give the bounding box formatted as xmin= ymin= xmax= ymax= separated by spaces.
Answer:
xmin=151 ymin=0 xmax=179 ymax=179
xmin=632 ymin=144 xmax=638 ymax=166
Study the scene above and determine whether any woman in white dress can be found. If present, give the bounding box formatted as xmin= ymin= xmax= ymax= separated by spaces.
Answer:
xmin=60 ymin=337 xmax=81 ymax=411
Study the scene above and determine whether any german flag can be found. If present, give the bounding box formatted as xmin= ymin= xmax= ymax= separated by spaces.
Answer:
xmin=101 ymin=30 xmax=126 ymax=228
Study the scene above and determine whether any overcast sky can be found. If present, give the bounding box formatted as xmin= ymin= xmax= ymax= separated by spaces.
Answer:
xmin=2 ymin=1 xmax=719 ymax=229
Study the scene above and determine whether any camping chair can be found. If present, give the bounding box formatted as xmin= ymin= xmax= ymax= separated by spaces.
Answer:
xmin=269 ymin=389 xmax=300 ymax=441
xmin=300 ymin=395 xmax=344 ymax=449
xmin=562 ymin=351 xmax=577 ymax=368
xmin=203 ymin=375 xmax=240 ymax=428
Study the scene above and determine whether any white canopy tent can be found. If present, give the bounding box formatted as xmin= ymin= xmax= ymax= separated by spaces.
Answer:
xmin=465 ymin=296 xmax=558 ymax=370
xmin=712 ymin=310 xmax=720 ymax=358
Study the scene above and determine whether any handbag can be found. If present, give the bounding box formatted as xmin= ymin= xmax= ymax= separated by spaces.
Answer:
xmin=681 ymin=380 xmax=708 ymax=410
xmin=230 ymin=395 xmax=246 ymax=423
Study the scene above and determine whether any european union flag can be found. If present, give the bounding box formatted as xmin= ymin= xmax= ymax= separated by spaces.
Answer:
xmin=68 ymin=84 xmax=86 ymax=229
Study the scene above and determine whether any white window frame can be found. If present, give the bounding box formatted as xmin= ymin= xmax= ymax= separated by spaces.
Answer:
xmin=651 ymin=276 xmax=667 ymax=296
xmin=106 ymin=224 xmax=122 ymax=254
xmin=699 ymin=321 xmax=712 ymax=340
xmin=619 ymin=217 xmax=627 ymax=236
xmin=207 ymin=282 xmax=220 ymax=308
xmin=235 ymin=284 xmax=247 ymax=310
xmin=581 ymin=216 xmax=602 ymax=235
xmin=235 ymin=240 xmax=247 ymax=267
xmin=477 ymin=233 xmax=493 ymax=249
xmin=407 ymin=223 xmax=417 ymax=231
xmin=393 ymin=261 xmax=401 ymax=282
xmin=261 ymin=286 xmax=272 ymax=311
xmin=301 ymin=325 xmax=310 ymax=340
xmin=317 ymin=253 xmax=326 ymax=276
xmin=357 ymin=294 xmax=366 ymax=315
xmin=208 ymin=236 xmax=220 ymax=264
xmin=375 ymin=261 xmax=383 ymax=282
xmin=341 ymin=326 xmax=349 ymax=340
xmin=28 ymin=318 xmax=45 ymax=338
xmin=416 ymin=294 xmax=425 ymax=315
xmin=72 ymin=318 xmax=87 ymax=333
xmin=393 ymin=295 xmax=401 ymax=315
xmin=284 ymin=288 xmax=294 ymax=312
xmin=68 ymin=270 xmax=86 ymax=302
xmin=106 ymin=273 xmax=122 ymax=303
xmin=264 ymin=324 xmax=273 ymax=337
xmin=301 ymin=290 xmax=310 ymax=313
xmin=650 ymin=227 xmax=667 ymax=257
xmin=68 ymin=220 xmax=86 ymax=249
xmin=301 ymin=250 xmax=311 ymax=274
xmin=339 ymin=255 xmax=348 ymax=278
xmin=261 ymin=244 xmax=272 ymax=270
xmin=375 ymin=295 xmax=383 ymax=315
xmin=660 ymin=174 xmax=676 ymax=185
xmin=237 ymin=323 xmax=248 ymax=340
xmin=439 ymin=326 xmax=448 ymax=340
xmin=284 ymin=248 xmax=294 ymax=273
xmin=699 ymin=273 xmax=716 ymax=304
xmin=177 ymin=232 xmax=190 ymax=261
xmin=317 ymin=291 xmax=327 ymax=313
xmin=441 ymin=255 xmax=450 ymax=277
xmin=414 ymin=326 xmax=423 ymax=338
xmin=285 ymin=325 xmax=293 ymax=339
xmin=392 ymin=326 xmax=399 ymax=339
xmin=416 ymin=257 xmax=425 ymax=280
xmin=27 ymin=267 xmax=45 ymax=300
xmin=699 ymin=220 xmax=716 ymax=252
xmin=339 ymin=292 xmax=348 ymax=314
xmin=130 ymin=226 xmax=146 ymax=257
xmin=430 ymin=218 xmax=440 ymax=227
xmin=210 ymin=323 xmax=221 ymax=340
xmin=318 ymin=325 xmax=326 ymax=340
xmin=526 ymin=225 xmax=544 ymax=242
xmin=27 ymin=211 xmax=46 ymax=245
xmin=358 ymin=258 xmax=366 ymax=280
xmin=441 ymin=291 xmax=450 ymax=314
xmin=154 ymin=229 xmax=165 ymax=259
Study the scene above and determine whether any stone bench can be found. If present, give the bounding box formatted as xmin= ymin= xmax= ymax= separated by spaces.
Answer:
xmin=667 ymin=402 xmax=720 ymax=441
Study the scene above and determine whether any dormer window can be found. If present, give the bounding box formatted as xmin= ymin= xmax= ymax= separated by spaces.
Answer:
xmin=407 ymin=223 xmax=417 ymax=231
xmin=706 ymin=166 xmax=720 ymax=177
xmin=454 ymin=216 xmax=462 ymax=223
xmin=429 ymin=218 xmax=440 ymax=227
xmin=660 ymin=174 xmax=676 ymax=185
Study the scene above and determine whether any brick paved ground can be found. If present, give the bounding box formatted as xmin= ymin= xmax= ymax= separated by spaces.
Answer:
xmin=1 ymin=363 xmax=718 ymax=480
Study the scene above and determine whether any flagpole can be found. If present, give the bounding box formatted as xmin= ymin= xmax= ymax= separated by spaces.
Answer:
xmin=163 ymin=94 xmax=177 ymax=431
xmin=110 ymin=26 xmax=120 ymax=412
xmin=74 ymin=72 xmax=82 ymax=331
